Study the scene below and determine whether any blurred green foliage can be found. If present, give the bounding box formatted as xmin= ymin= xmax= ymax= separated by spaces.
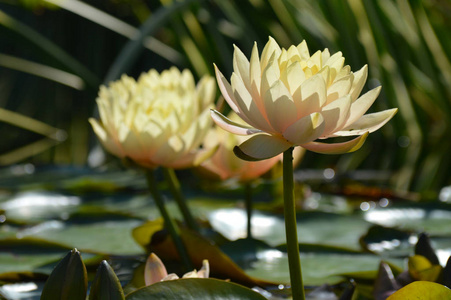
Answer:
xmin=0 ymin=0 xmax=450 ymax=193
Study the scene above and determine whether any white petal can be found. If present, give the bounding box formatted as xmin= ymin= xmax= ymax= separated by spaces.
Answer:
xmin=214 ymin=65 xmax=255 ymax=127
xmin=233 ymin=45 xmax=251 ymax=89
xmin=89 ymin=118 xmax=124 ymax=158
xmin=296 ymin=40 xmax=310 ymax=60
xmin=293 ymin=74 xmax=327 ymax=119
xmin=333 ymin=108 xmax=398 ymax=136
xmin=281 ymin=61 xmax=305 ymax=94
xmin=211 ymin=109 xmax=261 ymax=135
xmin=249 ymin=42 xmax=262 ymax=98
xmin=263 ymin=80 xmax=297 ymax=133
xmin=349 ymin=65 xmax=368 ymax=101
xmin=283 ymin=112 xmax=325 ymax=145
xmin=196 ymin=76 xmax=216 ymax=109
xmin=234 ymin=134 xmax=292 ymax=161
xmin=214 ymin=64 xmax=241 ymax=114
xmin=342 ymin=86 xmax=382 ymax=128
xmin=320 ymin=95 xmax=352 ymax=137
xmin=261 ymin=37 xmax=281 ymax=71
xmin=232 ymin=73 xmax=274 ymax=133
xmin=326 ymin=73 xmax=353 ymax=105
xmin=301 ymin=132 xmax=369 ymax=154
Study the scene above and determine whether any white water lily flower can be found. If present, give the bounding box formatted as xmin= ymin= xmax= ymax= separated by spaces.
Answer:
xmin=211 ymin=37 xmax=398 ymax=160
xmin=90 ymin=67 xmax=216 ymax=169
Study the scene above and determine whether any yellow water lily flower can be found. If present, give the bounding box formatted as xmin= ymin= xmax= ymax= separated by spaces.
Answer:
xmin=211 ymin=37 xmax=398 ymax=160
xmin=90 ymin=67 xmax=216 ymax=169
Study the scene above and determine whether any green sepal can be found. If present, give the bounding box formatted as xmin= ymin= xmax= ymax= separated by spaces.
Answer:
xmin=89 ymin=260 xmax=125 ymax=300
xmin=40 ymin=248 xmax=87 ymax=300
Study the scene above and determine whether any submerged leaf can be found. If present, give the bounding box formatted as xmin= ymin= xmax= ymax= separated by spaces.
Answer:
xmin=132 ymin=220 xmax=276 ymax=287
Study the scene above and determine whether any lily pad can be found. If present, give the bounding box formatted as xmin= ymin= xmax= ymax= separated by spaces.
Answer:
xmin=363 ymin=205 xmax=451 ymax=235
xmin=0 ymin=238 xmax=99 ymax=276
xmin=244 ymin=248 xmax=403 ymax=286
xmin=209 ymin=209 xmax=371 ymax=250
xmin=125 ymin=278 xmax=267 ymax=300
xmin=17 ymin=215 xmax=145 ymax=255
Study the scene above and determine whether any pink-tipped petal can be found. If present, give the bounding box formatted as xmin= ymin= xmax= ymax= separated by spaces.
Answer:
xmin=211 ymin=109 xmax=261 ymax=135
xmin=145 ymin=253 xmax=168 ymax=285
xmin=283 ymin=112 xmax=325 ymax=145
xmin=302 ymin=132 xmax=369 ymax=154
xmin=333 ymin=108 xmax=398 ymax=136
xmin=234 ymin=134 xmax=291 ymax=161
xmin=214 ymin=64 xmax=242 ymax=115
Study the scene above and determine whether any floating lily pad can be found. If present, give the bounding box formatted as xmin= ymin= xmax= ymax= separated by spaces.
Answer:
xmin=17 ymin=216 xmax=145 ymax=255
xmin=0 ymin=238 xmax=99 ymax=276
xmin=244 ymin=247 xmax=403 ymax=286
xmin=363 ymin=204 xmax=451 ymax=235
xmin=209 ymin=209 xmax=371 ymax=250
xmin=125 ymin=278 xmax=267 ymax=300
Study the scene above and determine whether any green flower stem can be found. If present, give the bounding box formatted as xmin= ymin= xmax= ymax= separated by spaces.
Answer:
xmin=162 ymin=168 xmax=200 ymax=232
xmin=283 ymin=147 xmax=305 ymax=300
xmin=244 ymin=183 xmax=253 ymax=239
xmin=145 ymin=170 xmax=193 ymax=271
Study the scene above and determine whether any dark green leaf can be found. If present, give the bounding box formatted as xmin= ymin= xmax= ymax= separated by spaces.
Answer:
xmin=40 ymin=249 xmax=87 ymax=300
xmin=125 ymin=278 xmax=267 ymax=300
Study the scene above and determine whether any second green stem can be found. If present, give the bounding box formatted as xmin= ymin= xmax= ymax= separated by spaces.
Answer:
xmin=163 ymin=168 xmax=200 ymax=232
xmin=145 ymin=170 xmax=192 ymax=271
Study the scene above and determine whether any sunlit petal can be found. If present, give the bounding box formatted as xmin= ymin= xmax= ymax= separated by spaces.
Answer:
xmin=342 ymin=86 xmax=382 ymax=128
xmin=210 ymin=109 xmax=261 ymax=135
xmin=334 ymin=108 xmax=398 ymax=136
xmin=263 ymin=80 xmax=297 ymax=132
xmin=283 ymin=112 xmax=325 ymax=145
xmin=320 ymin=95 xmax=352 ymax=137
xmin=302 ymin=132 xmax=369 ymax=154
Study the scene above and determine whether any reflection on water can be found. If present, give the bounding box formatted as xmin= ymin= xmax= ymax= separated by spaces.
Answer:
xmin=208 ymin=208 xmax=282 ymax=241
xmin=0 ymin=191 xmax=80 ymax=221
